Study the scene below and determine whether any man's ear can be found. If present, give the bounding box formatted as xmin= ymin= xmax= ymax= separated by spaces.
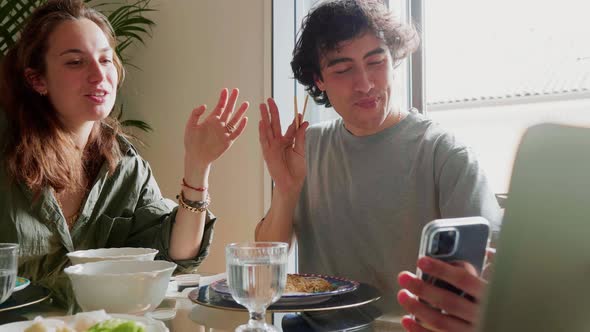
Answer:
xmin=24 ymin=68 xmax=48 ymax=95
xmin=314 ymin=74 xmax=325 ymax=92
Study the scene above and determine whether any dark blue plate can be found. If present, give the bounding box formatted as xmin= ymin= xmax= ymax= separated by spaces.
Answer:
xmin=0 ymin=285 xmax=51 ymax=313
xmin=189 ymin=282 xmax=381 ymax=312
xmin=210 ymin=273 xmax=359 ymax=305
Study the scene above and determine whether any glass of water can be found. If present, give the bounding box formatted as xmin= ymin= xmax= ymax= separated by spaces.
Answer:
xmin=0 ymin=243 xmax=18 ymax=305
xmin=226 ymin=242 xmax=288 ymax=332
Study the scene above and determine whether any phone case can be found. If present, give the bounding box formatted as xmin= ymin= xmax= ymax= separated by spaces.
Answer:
xmin=417 ymin=217 xmax=490 ymax=301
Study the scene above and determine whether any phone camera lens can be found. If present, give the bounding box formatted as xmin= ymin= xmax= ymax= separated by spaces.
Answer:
xmin=431 ymin=233 xmax=440 ymax=255
xmin=431 ymin=229 xmax=457 ymax=256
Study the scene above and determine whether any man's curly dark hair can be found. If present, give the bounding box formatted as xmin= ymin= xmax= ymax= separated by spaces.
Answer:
xmin=291 ymin=0 xmax=420 ymax=108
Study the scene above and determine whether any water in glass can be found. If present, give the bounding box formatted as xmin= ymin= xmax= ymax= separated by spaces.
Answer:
xmin=0 ymin=269 xmax=16 ymax=303
xmin=228 ymin=260 xmax=286 ymax=312
xmin=0 ymin=244 xmax=18 ymax=304
xmin=226 ymin=242 xmax=288 ymax=332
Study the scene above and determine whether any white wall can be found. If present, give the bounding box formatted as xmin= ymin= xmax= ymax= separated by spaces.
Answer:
xmin=122 ymin=0 xmax=270 ymax=273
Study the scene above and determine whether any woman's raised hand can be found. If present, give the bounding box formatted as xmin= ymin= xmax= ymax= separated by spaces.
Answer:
xmin=184 ymin=88 xmax=249 ymax=170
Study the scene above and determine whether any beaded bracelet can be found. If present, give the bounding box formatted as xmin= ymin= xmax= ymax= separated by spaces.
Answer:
xmin=176 ymin=191 xmax=210 ymax=213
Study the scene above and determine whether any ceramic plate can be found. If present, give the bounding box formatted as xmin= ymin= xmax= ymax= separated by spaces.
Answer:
xmin=0 ymin=285 xmax=51 ymax=313
xmin=189 ymin=282 xmax=382 ymax=312
xmin=13 ymin=277 xmax=30 ymax=292
xmin=210 ymin=273 xmax=359 ymax=305
xmin=0 ymin=313 xmax=168 ymax=332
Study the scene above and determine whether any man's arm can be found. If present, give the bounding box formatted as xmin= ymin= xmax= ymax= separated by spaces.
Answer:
xmin=436 ymin=145 xmax=502 ymax=229
xmin=255 ymin=189 xmax=299 ymax=244
xmin=396 ymin=133 xmax=500 ymax=332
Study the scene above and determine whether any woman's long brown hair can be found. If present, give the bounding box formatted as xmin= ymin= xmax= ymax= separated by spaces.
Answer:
xmin=0 ymin=0 xmax=126 ymax=196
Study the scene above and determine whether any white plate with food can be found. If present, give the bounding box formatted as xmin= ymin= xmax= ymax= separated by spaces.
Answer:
xmin=210 ymin=273 xmax=360 ymax=305
xmin=0 ymin=310 xmax=168 ymax=332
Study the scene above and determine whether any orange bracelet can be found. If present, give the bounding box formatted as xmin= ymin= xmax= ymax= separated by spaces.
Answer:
xmin=182 ymin=178 xmax=207 ymax=192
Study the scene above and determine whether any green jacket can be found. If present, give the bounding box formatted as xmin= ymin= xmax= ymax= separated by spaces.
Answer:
xmin=0 ymin=133 xmax=216 ymax=309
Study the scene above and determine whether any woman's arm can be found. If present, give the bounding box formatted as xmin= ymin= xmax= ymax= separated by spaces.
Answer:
xmin=170 ymin=88 xmax=248 ymax=260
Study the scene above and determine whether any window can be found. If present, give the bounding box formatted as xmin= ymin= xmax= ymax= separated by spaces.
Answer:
xmin=273 ymin=0 xmax=590 ymax=194
xmin=419 ymin=0 xmax=590 ymax=192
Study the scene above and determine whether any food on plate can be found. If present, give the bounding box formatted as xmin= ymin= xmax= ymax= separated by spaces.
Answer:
xmin=86 ymin=319 xmax=145 ymax=332
xmin=285 ymin=274 xmax=336 ymax=293
xmin=23 ymin=310 xmax=146 ymax=332
xmin=24 ymin=319 xmax=74 ymax=332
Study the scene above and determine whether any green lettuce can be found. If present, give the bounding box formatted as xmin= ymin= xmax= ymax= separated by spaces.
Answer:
xmin=86 ymin=319 xmax=146 ymax=332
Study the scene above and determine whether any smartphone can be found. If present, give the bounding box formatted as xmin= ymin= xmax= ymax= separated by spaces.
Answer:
xmin=417 ymin=217 xmax=490 ymax=303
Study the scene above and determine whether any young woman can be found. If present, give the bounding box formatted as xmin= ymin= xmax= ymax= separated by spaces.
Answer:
xmin=0 ymin=0 xmax=248 ymax=308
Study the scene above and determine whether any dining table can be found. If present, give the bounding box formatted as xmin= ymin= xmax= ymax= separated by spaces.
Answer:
xmin=0 ymin=272 xmax=405 ymax=331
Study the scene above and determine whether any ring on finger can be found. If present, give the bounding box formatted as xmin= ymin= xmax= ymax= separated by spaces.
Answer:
xmin=225 ymin=123 xmax=236 ymax=134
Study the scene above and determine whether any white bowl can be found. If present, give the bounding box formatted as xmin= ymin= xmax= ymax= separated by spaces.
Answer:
xmin=64 ymin=260 xmax=176 ymax=314
xmin=67 ymin=247 xmax=158 ymax=265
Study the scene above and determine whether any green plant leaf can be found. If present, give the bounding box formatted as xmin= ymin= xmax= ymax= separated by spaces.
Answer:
xmin=118 ymin=25 xmax=149 ymax=33
xmin=116 ymin=16 xmax=155 ymax=27
xmin=114 ymin=102 xmax=152 ymax=133
xmin=120 ymin=119 xmax=153 ymax=132
xmin=117 ymin=31 xmax=144 ymax=43
xmin=116 ymin=38 xmax=134 ymax=54
xmin=108 ymin=3 xmax=154 ymax=27
xmin=0 ymin=0 xmax=43 ymax=55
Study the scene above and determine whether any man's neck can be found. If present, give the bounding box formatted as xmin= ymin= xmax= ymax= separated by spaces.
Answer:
xmin=344 ymin=109 xmax=403 ymax=137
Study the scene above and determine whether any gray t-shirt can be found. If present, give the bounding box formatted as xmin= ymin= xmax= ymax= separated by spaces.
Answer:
xmin=293 ymin=110 xmax=502 ymax=314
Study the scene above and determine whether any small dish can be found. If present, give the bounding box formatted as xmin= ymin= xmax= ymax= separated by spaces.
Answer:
xmin=67 ymin=247 xmax=158 ymax=265
xmin=64 ymin=260 xmax=176 ymax=314
xmin=14 ymin=277 xmax=30 ymax=292
xmin=173 ymin=274 xmax=201 ymax=292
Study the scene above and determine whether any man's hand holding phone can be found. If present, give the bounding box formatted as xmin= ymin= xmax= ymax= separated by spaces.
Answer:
xmin=397 ymin=256 xmax=486 ymax=332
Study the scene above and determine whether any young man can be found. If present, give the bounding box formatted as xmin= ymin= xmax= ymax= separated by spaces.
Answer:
xmin=256 ymin=1 xmax=501 ymax=331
